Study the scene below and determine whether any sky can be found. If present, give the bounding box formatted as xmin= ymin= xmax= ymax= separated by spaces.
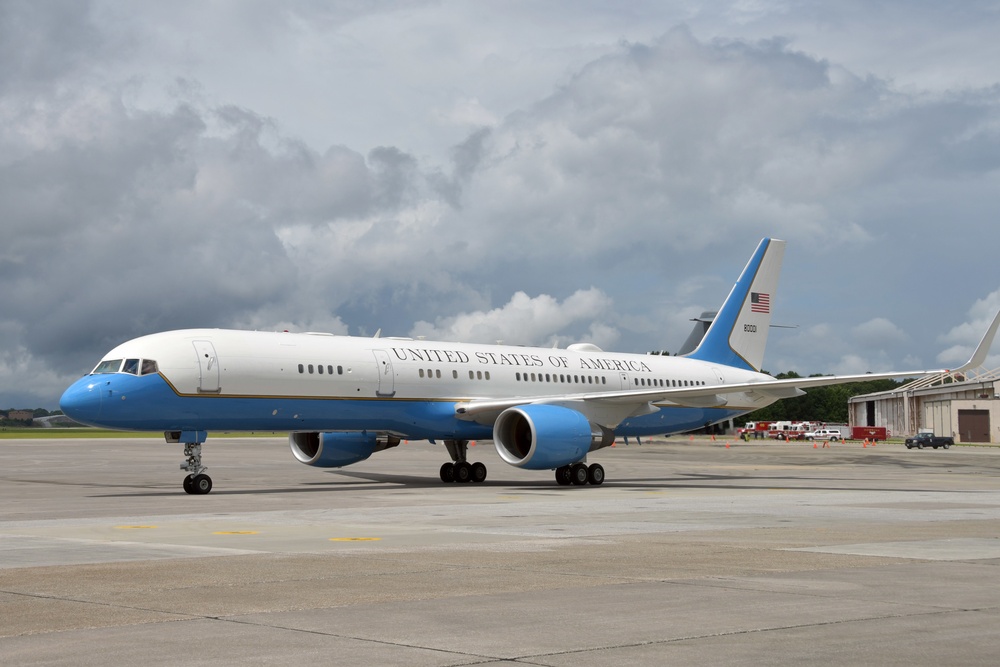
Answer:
xmin=2 ymin=0 xmax=1000 ymax=410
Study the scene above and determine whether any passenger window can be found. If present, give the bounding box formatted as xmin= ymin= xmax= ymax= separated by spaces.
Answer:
xmin=436 ymin=369 xmax=441 ymax=379
xmin=141 ymin=360 xmax=159 ymax=375
xmin=318 ymin=365 xmax=324 ymax=375
xmin=298 ymin=364 xmax=304 ymax=373
xmin=122 ymin=359 xmax=140 ymax=375
xmin=93 ymin=359 xmax=123 ymax=374
xmin=308 ymin=364 xmax=314 ymax=374
xmin=419 ymin=369 xmax=425 ymax=378
xmin=452 ymin=370 xmax=458 ymax=379
xmin=337 ymin=366 xmax=343 ymax=375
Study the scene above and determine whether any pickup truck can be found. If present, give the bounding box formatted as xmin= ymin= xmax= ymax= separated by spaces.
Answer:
xmin=904 ymin=433 xmax=954 ymax=449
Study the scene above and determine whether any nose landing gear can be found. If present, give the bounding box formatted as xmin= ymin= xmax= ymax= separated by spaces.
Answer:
xmin=167 ymin=431 xmax=213 ymax=495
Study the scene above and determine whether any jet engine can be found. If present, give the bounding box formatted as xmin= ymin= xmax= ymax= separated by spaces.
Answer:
xmin=289 ymin=431 xmax=400 ymax=468
xmin=493 ymin=404 xmax=614 ymax=470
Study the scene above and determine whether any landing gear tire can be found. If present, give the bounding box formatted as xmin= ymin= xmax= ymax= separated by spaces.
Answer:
xmin=471 ymin=462 xmax=487 ymax=483
xmin=454 ymin=461 xmax=473 ymax=483
xmin=587 ymin=463 xmax=605 ymax=486
xmin=570 ymin=463 xmax=589 ymax=486
xmin=440 ymin=462 xmax=455 ymax=483
xmin=184 ymin=473 xmax=212 ymax=495
xmin=555 ymin=465 xmax=573 ymax=486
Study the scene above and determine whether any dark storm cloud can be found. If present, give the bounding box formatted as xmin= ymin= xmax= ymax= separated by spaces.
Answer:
xmin=0 ymin=0 xmax=106 ymax=93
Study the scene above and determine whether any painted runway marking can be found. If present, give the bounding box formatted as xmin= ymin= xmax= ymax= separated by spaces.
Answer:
xmin=329 ymin=537 xmax=381 ymax=542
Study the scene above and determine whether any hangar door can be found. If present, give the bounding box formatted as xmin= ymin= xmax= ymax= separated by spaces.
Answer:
xmin=958 ymin=409 xmax=990 ymax=443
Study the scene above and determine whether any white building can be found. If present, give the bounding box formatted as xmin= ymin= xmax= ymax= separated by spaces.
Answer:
xmin=848 ymin=367 xmax=1000 ymax=443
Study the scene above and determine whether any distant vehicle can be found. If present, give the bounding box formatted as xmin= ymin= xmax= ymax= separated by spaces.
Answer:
xmin=738 ymin=420 xmax=773 ymax=440
xmin=805 ymin=428 xmax=843 ymax=441
xmin=852 ymin=426 xmax=888 ymax=442
xmin=905 ymin=432 xmax=954 ymax=449
xmin=768 ymin=421 xmax=818 ymax=440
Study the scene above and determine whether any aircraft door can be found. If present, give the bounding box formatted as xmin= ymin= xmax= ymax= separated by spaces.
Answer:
xmin=193 ymin=340 xmax=221 ymax=393
xmin=619 ymin=371 xmax=631 ymax=390
xmin=372 ymin=350 xmax=396 ymax=397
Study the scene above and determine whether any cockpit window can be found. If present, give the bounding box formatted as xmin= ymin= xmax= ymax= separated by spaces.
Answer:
xmin=92 ymin=359 xmax=123 ymax=374
xmin=122 ymin=359 xmax=140 ymax=375
xmin=141 ymin=359 xmax=159 ymax=375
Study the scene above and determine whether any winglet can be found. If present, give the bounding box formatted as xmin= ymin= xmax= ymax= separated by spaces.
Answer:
xmin=955 ymin=309 xmax=1000 ymax=372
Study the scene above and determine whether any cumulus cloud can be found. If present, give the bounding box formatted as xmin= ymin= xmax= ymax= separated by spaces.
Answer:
xmin=937 ymin=289 xmax=1000 ymax=369
xmin=409 ymin=288 xmax=619 ymax=349
xmin=852 ymin=317 xmax=908 ymax=349
xmin=2 ymin=2 xmax=1000 ymax=409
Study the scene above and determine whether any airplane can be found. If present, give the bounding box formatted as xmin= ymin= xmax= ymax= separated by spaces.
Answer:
xmin=59 ymin=238 xmax=1000 ymax=494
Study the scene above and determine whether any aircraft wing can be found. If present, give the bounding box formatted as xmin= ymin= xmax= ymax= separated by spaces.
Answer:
xmin=454 ymin=369 xmax=923 ymax=428
xmin=456 ymin=308 xmax=1000 ymax=429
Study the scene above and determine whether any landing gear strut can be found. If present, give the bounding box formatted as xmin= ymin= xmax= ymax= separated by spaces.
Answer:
xmin=167 ymin=430 xmax=213 ymax=495
xmin=440 ymin=439 xmax=488 ymax=484
xmin=181 ymin=442 xmax=213 ymax=494
xmin=555 ymin=462 xmax=604 ymax=486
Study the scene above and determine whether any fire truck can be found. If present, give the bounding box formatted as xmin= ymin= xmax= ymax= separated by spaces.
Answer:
xmin=737 ymin=421 xmax=773 ymax=440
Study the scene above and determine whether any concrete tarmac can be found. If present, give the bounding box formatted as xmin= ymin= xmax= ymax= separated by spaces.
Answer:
xmin=2 ymin=435 xmax=1000 ymax=665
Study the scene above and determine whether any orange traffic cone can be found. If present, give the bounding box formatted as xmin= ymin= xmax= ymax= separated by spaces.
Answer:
xmin=813 ymin=441 xmax=818 ymax=449
xmin=725 ymin=441 xmax=730 ymax=449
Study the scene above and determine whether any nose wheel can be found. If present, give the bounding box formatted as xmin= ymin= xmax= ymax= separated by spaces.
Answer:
xmin=179 ymin=439 xmax=212 ymax=494
xmin=183 ymin=473 xmax=213 ymax=495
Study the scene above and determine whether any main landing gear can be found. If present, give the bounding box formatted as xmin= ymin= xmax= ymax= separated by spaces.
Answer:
xmin=555 ymin=462 xmax=605 ymax=486
xmin=440 ymin=439 xmax=488 ymax=483
xmin=167 ymin=431 xmax=213 ymax=495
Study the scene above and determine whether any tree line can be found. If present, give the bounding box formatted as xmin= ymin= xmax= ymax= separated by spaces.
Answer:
xmin=734 ymin=372 xmax=905 ymax=425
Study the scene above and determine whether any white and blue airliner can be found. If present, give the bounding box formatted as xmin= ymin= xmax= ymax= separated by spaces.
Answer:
xmin=60 ymin=239 xmax=1000 ymax=494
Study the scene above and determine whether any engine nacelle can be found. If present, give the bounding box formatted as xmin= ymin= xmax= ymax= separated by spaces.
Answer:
xmin=493 ymin=404 xmax=614 ymax=470
xmin=289 ymin=431 xmax=400 ymax=468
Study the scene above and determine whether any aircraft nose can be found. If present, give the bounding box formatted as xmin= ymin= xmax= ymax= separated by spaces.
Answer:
xmin=60 ymin=377 xmax=103 ymax=426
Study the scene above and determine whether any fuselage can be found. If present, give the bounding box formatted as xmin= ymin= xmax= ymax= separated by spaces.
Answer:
xmin=60 ymin=328 xmax=775 ymax=438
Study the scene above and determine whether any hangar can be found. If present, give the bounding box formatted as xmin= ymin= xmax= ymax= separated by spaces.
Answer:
xmin=848 ymin=367 xmax=1000 ymax=443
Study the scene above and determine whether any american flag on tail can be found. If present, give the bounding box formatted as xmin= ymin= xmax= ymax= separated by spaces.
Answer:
xmin=750 ymin=292 xmax=770 ymax=314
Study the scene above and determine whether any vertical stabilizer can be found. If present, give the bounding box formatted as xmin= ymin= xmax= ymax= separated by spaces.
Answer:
xmin=685 ymin=238 xmax=785 ymax=371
